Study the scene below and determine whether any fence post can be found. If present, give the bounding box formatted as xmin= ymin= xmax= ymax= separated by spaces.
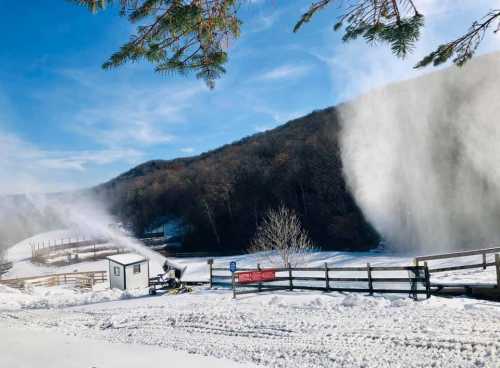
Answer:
xmin=367 ymin=263 xmax=373 ymax=296
xmin=207 ymin=259 xmax=213 ymax=288
xmin=232 ymin=272 xmax=236 ymax=299
xmin=424 ymin=262 xmax=431 ymax=299
xmin=288 ymin=263 xmax=293 ymax=291
xmin=324 ymin=262 xmax=330 ymax=292
xmin=483 ymin=253 xmax=487 ymax=270
xmin=495 ymin=254 xmax=500 ymax=289
xmin=257 ymin=264 xmax=262 ymax=293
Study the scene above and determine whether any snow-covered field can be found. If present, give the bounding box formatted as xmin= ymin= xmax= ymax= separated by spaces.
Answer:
xmin=1 ymin=287 xmax=499 ymax=367
xmin=1 ymin=230 xmax=499 ymax=367
xmin=1 ymin=326 xmax=257 ymax=368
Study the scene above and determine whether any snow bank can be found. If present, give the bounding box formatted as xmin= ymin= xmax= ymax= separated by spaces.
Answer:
xmin=0 ymin=284 xmax=148 ymax=311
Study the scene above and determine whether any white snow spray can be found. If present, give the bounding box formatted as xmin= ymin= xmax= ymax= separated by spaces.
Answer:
xmin=49 ymin=195 xmax=168 ymax=267
xmin=339 ymin=52 xmax=500 ymax=252
xmin=0 ymin=193 xmax=166 ymax=269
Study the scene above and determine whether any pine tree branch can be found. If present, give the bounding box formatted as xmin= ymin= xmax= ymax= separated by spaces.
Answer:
xmin=416 ymin=9 xmax=500 ymax=68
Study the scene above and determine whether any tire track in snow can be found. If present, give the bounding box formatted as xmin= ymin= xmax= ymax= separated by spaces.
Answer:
xmin=1 ymin=291 xmax=499 ymax=367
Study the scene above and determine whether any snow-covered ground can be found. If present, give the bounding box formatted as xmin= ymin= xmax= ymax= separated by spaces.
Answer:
xmin=5 ymin=229 xmax=498 ymax=286
xmin=176 ymin=249 xmax=499 ymax=286
xmin=1 ymin=286 xmax=499 ymax=367
xmin=1 ymin=326 xmax=257 ymax=368
xmin=1 ymin=230 xmax=499 ymax=367
xmin=2 ymin=229 xmax=165 ymax=279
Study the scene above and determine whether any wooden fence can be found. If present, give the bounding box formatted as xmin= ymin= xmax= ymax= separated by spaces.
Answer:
xmin=0 ymin=261 xmax=13 ymax=276
xmin=0 ymin=270 xmax=107 ymax=290
xmin=414 ymin=246 xmax=500 ymax=275
xmin=31 ymin=238 xmax=110 ymax=259
xmin=208 ymin=261 xmax=431 ymax=299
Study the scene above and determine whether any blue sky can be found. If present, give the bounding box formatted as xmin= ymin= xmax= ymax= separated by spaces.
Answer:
xmin=0 ymin=1 xmax=499 ymax=194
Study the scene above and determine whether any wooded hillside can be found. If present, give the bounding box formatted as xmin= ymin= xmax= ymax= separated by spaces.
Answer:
xmin=93 ymin=106 xmax=379 ymax=253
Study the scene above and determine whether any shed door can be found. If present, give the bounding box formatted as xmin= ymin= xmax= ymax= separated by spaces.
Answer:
xmin=109 ymin=261 xmax=125 ymax=290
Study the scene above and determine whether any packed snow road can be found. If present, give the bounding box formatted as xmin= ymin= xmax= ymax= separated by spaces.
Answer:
xmin=1 ymin=288 xmax=499 ymax=367
xmin=0 ymin=327 xmax=257 ymax=368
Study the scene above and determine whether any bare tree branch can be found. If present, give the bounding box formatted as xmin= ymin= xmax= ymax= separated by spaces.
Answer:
xmin=249 ymin=205 xmax=314 ymax=267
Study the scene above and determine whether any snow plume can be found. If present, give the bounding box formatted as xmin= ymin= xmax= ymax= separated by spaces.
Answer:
xmin=0 ymin=192 xmax=166 ymax=267
xmin=339 ymin=52 xmax=500 ymax=252
xmin=0 ymin=135 xmax=162 ymax=263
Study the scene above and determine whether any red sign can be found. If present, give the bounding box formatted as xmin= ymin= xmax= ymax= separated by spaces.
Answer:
xmin=237 ymin=269 xmax=276 ymax=284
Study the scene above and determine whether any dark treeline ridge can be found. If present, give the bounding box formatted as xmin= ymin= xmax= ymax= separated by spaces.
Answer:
xmin=93 ymin=106 xmax=379 ymax=253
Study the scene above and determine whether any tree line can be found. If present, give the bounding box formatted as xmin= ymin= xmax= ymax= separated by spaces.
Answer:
xmin=93 ymin=106 xmax=379 ymax=253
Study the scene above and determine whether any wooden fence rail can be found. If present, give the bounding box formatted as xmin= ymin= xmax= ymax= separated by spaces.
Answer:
xmin=414 ymin=246 xmax=500 ymax=274
xmin=208 ymin=260 xmax=430 ymax=300
xmin=0 ymin=262 xmax=13 ymax=276
xmin=31 ymin=238 xmax=110 ymax=259
xmin=0 ymin=270 xmax=107 ymax=290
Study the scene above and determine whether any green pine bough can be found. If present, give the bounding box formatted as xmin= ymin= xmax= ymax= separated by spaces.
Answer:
xmin=71 ymin=0 xmax=500 ymax=87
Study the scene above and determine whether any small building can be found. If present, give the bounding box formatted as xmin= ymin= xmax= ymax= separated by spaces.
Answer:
xmin=107 ymin=253 xmax=149 ymax=290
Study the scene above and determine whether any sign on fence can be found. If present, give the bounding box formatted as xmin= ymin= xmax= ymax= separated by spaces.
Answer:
xmin=238 ymin=270 xmax=276 ymax=284
xmin=229 ymin=261 xmax=237 ymax=273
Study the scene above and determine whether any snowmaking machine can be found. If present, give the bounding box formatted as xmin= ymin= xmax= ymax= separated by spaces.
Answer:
xmin=148 ymin=259 xmax=189 ymax=295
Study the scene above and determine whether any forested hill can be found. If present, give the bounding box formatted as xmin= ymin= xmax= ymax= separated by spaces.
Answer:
xmin=93 ymin=106 xmax=379 ymax=252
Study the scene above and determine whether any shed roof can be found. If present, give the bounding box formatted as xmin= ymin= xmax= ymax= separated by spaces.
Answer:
xmin=107 ymin=253 xmax=147 ymax=266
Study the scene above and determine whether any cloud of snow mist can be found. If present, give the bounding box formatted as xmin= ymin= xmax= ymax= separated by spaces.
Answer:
xmin=339 ymin=52 xmax=500 ymax=252
xmin=0 ymin=192 xmax=166 ymax=266
xmin=0 ymin=132 xmax=162 ymax=264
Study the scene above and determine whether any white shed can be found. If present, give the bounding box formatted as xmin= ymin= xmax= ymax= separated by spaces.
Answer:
xmin=107 ymin=253 xmax=149 ymax=290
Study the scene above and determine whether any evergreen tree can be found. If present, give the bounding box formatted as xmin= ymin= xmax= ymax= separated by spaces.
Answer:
xmin=71 ymin=1 xmax=500 ymax=87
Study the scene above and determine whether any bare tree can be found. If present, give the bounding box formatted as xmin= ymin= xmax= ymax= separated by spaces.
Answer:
xmin=249 ymin=206 xmax=314 ymax=267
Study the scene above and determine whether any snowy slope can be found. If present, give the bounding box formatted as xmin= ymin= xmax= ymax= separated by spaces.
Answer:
xmin=3 ymin=229 xmax=166 ymax=279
